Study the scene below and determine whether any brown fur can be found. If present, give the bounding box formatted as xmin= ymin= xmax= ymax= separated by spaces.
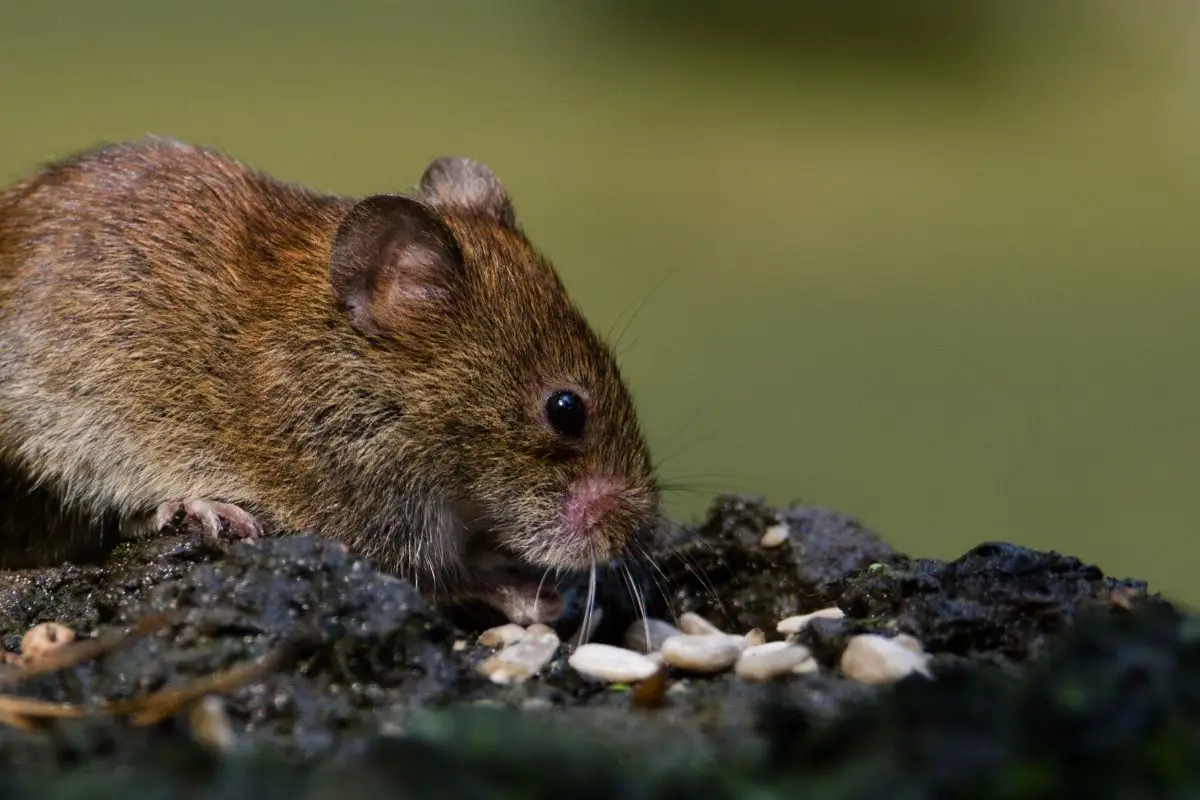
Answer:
xmin=0 ymin=137 xmax=660 ymax=601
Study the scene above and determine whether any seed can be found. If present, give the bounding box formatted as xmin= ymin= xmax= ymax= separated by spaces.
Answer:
xmin=660 ymin=633 xmax=745 ymax=674
xmin=20 ymin=622 xmax=76 ymax=662
xmin=477 ymin=623 xmax=529 ymax=649
xmin=744 ymin=628 xmax=767 ymax=647
xmin=759 ymin=524 xmax=789 ymax=548
xmin=478 ymin=632 xmax=561 ymax=685
xmin=677 ymin=612 xmax=724 ymax=636
xmin=568 ymin=643 xmax=660 ymax=683
xmin=735 ymin=641 xmax=813 ymax=682
xmin=776 ymin=606 xmax=845 ymax=635
xmin=840 ymin=634 xmax=932 ymax=685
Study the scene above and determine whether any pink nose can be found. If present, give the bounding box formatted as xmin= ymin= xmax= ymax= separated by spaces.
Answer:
xmin=563 ymin=476 xmax=623 ymax=539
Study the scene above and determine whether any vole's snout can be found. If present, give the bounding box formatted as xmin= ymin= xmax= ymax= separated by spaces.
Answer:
xmin=563 ymin=476 xmax=623 ymax=541
xmin=556 ymin=474 xmax=657 ymax=568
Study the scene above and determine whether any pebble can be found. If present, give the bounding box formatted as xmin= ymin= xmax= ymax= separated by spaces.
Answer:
xmin=568 ymin=643 xmax=660 ymax=683
xmin=20 ymin=622 xmax=75 ymax=662
xmin=735 ymin=641 xmax=813 ymax=682
xmin=525 ymin=623 xmax=556 ymax=638
xmin=623 ymin=617 xmax=683 ymax=654
xmin=478 ymin=632 xmax=561 ymax=685
xmin=477 ymin=623 xmax=528 ymax=649
xmin=840 ymin=634 xmax=932 ymax=685
xmin=744 ymin=628 xmax=767 ymax=647
xmin=776 ymin=606 xmax=845 ymax=635
xmin=759 ymin=523 xmax=789 ymax=548
xmin=677 ymin=612 xmax=723 ymax=636
xmin=660 ymin=633 xmax=745 ymax=674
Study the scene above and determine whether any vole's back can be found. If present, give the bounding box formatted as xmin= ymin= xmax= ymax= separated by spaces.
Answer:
xmin=0 ymin=138 xmax=347 ymax=537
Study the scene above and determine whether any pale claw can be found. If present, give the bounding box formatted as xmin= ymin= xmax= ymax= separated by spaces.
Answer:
xmin=154 ymin=500 xmax=263 ymax=540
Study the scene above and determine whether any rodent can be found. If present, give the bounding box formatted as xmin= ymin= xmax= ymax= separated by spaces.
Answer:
xmin=0 ymin=137 xmax=661 ymax=624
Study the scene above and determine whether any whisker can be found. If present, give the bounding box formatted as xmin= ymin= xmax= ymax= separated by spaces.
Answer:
xmin=651 ymin=424 xmax=717 ymax=473
xmin=581 ymin=556 xmax=598 ymax=648
xmin=674 ymin=550 xmax=731 ymax=621
xmin=620 ymin=561 xmax=651 ymax=652
xmin=533 ymin=566 xmax=552 ymax=621
xmin=655 ymin=475 xmax=741 ymax=492
xmin=650 ymin=517 xmax=731 ymax=622
xmin=633 ymin=541 xmax=681 ymax=627
xmin=611 ymin=264 xmax=678 ymax=357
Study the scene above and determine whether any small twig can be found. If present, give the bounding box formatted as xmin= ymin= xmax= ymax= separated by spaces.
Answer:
xmin=0 ymin=709 xmax=39 ymax=732
xmin=0 ymin=609 xmax=294 ymax=733
xmin=0 ymin=695 xmax=86 ymax=723
xmin=106 ymin=643 xmax=293 ymax=726
xmin=0 ymin=610 xmax=184 ymax=688
xmin=0 ymin=641 xmax=292 ymax=730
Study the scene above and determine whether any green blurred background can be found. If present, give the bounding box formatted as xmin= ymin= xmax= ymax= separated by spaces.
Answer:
xmin=2 ymin=1 xmax=1197 ymax=603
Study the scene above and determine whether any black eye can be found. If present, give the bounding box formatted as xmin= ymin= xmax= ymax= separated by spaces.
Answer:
xmin=545 ymin=390 xmax=587 ymax=439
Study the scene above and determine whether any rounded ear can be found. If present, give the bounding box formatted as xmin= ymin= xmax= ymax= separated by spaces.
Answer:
xmin=417 ymin=156 xmax=516 ymax=228
xmin=330 ymin=194 xmax=465 ymax=335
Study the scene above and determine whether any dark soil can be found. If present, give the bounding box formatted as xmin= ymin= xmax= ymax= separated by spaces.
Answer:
xmin=0 ymin=494 xmax=1191 ymax=798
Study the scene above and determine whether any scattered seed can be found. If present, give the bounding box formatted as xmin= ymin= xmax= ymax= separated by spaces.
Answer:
xmin=792 ymin=656 xmax=820 ymax=675
xmin=623 ymin=618 xmax=682 ymax=654
xmin=735 ymin=641 xmax=813 ymax=682
xmin=452 ymin=639 xmax=468 ymax=652
xmin=677 ymin=612 xmax=723 ymax=636
xmin=478 ymin=632 xmax=561 ymax=685
xmin=525 ymin=623 xmax=555 ymax=638
xmin=840 ymin=634 xmax=932 ymax=685
xmin=776 ymin=607 xmax=845 ymax=635
xmin=1106 ymin=584 xmax=1141 ymax=610
xmin=892 ymin=634 xmax=924 ymax=654
xmin=477 ymin=624 xmax=528 ymax=649
xmin=744 ymin=628 xmax=767 ymax=647
xmin=21 ymin=623 xmax=76 ymax=663
xmin=187 ymin=695 xmax=236 ymax=754
xmin=759 ymin=524 xmax=789 ymax=548
xmin=660 ymin=634 xmax=745 ymax=674
xmin=568 ymin=643 xmax=660 ymax=683
xmin=0 ymin=611 xmax=182 ymax=690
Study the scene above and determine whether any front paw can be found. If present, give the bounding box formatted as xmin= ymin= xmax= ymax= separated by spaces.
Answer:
xmin=155 ymin=500 xmax=263 ymax=540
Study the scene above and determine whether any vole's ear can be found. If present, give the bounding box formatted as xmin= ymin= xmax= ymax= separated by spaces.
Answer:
xmin=416 ymin=156 xmax=516 ymax=228
xmin=330 ymin=194 xmax=465 ymax=335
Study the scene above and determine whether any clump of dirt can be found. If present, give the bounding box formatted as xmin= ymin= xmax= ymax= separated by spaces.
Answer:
xmin=0 ymin=493 xmax=1188 ymax=798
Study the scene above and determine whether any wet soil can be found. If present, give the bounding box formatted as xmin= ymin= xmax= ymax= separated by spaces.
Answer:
xmin=0 ymin=494 xmax=1191 ymax=798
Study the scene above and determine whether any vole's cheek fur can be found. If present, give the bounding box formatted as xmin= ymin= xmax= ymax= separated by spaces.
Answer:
xmin=0 ymin=137 xmax=660 ymax=623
